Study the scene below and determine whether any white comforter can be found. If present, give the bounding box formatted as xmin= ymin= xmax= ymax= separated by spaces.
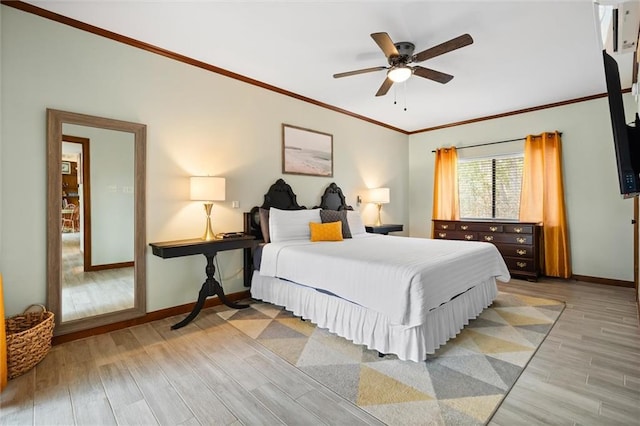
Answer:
xmin=260 ymin=234 xmax=510 ymax=327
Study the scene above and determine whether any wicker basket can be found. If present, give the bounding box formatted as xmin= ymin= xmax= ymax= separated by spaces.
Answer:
xmin=5 ymin=304 xmax=55 ymax=379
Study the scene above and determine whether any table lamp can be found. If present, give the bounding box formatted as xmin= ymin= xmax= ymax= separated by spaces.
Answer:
xmin=190 ymin=176 xmax=226 ymax=240
xmin=369 ymin=187 xmax=390 ymax=226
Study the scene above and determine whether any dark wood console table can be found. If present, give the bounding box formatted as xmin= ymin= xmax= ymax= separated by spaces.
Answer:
xmin=149 ymin=235 xmax=256 ymax=329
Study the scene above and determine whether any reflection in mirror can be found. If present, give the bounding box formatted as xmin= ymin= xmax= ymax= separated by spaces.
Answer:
xmin=47 ymin=109 xmax=146 ymax=335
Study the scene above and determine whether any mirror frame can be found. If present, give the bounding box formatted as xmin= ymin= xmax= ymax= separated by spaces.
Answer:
xmin=47 ymin=108 xmax=146 ymax=335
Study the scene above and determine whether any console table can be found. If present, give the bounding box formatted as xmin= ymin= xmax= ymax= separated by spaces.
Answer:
xmin=149 ymin=235 xmax=256 ymax=329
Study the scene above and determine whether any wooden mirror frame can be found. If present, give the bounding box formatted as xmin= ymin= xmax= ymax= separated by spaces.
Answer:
xmin=46 ymin=109 xmax=146 ymax=335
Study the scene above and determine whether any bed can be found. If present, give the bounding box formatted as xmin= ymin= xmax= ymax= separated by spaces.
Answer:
xmin=243 ymin=179 xmax=510 ymax=362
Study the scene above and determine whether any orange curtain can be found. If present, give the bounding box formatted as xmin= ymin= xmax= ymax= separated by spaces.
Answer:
xmin=520 ymin=132 xmax=571 ymax=278
xmin=432 ymin=147 xmax=459 ymax=236
xmin=1 ymin=274 xmax=7 ymax=391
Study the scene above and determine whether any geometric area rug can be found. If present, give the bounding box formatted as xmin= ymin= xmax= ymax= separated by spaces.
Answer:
xmin=216 ymin=292 xmax=565 ymax=425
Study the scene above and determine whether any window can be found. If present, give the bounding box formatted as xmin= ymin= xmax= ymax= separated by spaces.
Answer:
xmin=458 ymin=154 xmax=524 ymax=219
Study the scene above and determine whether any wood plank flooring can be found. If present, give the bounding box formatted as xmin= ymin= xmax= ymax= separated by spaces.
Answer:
xmin=1 ymin=278 xmax=638 ymax=425
xmin=1 ymin=307 xmax=383 ymax=425
xmin=490 ymin=278 xmax=640 ymax=426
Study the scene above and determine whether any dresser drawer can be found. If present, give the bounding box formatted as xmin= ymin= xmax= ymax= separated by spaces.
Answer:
xmin=504 ymin=224 xmax=533 ymax=234
xmin=479 ymin=233 xmax=533 ymax=245
xmin=434 ymin=230 xmax=477 ymax=241
xmin=459 ymin=223 xmax=504 ymax=233
xmin=496 ymin=243 xmax=534 ymax=259
xmin=504 ymin=257 xmax=537 ymax=273
xmin=434 ymin=221 xmax=458 ymax=231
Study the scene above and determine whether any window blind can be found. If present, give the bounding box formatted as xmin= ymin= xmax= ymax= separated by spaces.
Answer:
xmin=458 ymin=155 xmax=523 ymax=219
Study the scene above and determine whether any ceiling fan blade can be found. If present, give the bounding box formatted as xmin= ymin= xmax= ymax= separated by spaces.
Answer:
xmin=371 ymin=32 xmax=399 ymax=58
xmin=414 ymin=33 xmax=473 ymax=63
xmin=375 ymin=77 xmax=394 ymax=97
xmin=413 ymin=66 xmax=454 ymax=84
xmin=333 ymin=66 xmax=387 ymax=79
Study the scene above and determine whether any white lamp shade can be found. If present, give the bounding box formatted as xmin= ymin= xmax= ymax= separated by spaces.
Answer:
xmin=369 ymin=187 xmax=390 ymax=204
xmin=190 ymin=176 xmax=226 ymax=201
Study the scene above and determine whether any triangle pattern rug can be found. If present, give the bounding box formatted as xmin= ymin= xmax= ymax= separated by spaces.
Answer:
xmin=216 ymin=291 xmax=564 ymax=425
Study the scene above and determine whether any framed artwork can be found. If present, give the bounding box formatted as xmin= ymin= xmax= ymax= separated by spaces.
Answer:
xmin=61 ymin=161 xmax=71 ymax=175
xmin=282 ymin=124 xmax=333 ymax=177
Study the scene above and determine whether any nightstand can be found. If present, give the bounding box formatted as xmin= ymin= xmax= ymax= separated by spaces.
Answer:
xmin=365 ymin=224 xmax=403 ymax=235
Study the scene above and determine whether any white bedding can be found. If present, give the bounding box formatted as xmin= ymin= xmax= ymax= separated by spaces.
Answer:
xmin=251 ymin=272 xmax=498 ymax=362
xmin=259 ymin=234 xmax=510 ymax=327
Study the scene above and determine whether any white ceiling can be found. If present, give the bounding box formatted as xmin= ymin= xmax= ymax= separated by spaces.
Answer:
xmin=25 ymin=0 xmax=639 ymax=133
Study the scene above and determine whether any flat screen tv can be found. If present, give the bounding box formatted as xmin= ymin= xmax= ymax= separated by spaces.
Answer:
xmin=602 ymin=50 xmax=640 ymax=198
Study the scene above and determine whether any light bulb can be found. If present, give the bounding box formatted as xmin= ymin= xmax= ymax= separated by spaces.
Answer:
xmin=387 ymin=66 xmax=412 ymax=83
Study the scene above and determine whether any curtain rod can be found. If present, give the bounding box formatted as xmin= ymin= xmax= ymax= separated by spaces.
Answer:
xmin=431 ymin=132 xmax=562 ymax=153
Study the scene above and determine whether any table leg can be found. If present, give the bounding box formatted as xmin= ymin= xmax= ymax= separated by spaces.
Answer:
xmin=171 ymin=252 xmax=249 ymax=330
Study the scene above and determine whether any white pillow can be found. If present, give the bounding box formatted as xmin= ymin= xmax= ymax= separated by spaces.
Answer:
xmin=346 ymin=210 xmax=366 ymax=236
xmin=269 ymin=208 xmax=321 ymax=242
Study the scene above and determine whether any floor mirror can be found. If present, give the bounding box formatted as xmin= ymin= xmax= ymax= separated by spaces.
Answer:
xmin=47 ymin=109 xmax=146 ymax=335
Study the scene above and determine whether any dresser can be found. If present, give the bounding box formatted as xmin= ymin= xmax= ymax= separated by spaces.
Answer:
xmin=433 ymin=220 xmax=543 ymax=281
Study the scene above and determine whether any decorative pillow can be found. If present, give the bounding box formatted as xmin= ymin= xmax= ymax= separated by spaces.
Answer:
xmin=309 ymin=221 xmax=343 ymax=242
xmin=259 ymin=208 xmax=270 ymax=243
xmin=320 ymin=209 xmax=352 ymax=239
xmin=347 ymin=210 xmax=367 ymax=236
xmin=269 ymin=208 xmax=321 ymax=242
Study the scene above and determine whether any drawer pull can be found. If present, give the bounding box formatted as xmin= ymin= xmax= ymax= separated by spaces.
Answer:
xmin=514 ymin=227 xmax=523 ymax=233
xmin=460 ymin=225 xmax=468 ymax=230
xmin=441 ymin=224 xmax=449 ymax=230
xmin=517 ymin=261 xmax=527 ymax=268
xmin=516 ymin=237 xmax=526 ymax=244
xmin=465 ymin=234 xmax=473 ymax=240
xmin=484 ymin=235 xmax=494 ymax=242
xmin=516 ymin=249 xmax=527 ymax=256
xmin=489 ymin=226 xmax=498 ymax=232
xmin=438 ymin=232 xmax=447 ymax=238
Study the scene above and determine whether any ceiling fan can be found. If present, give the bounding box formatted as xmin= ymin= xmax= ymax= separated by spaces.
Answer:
xmin=333 ymin=32 xmax=474 ymax=96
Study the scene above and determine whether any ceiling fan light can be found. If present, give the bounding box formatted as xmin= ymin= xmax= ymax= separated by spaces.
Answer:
xmin=387 ymin=66 xmax=412 ymax=83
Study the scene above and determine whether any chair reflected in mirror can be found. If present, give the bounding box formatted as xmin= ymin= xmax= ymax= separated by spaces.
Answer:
xmin=61 ymin=204 xmax=78 ymax=233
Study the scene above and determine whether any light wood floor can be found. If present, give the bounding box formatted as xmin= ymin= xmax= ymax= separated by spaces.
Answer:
xmin=491 ymin=278 xmax=640 ymax=426
xmin=1 ymin=278 xmax=638 ymax=425
xmin=61 ymin=232 xmax=134 ymax=322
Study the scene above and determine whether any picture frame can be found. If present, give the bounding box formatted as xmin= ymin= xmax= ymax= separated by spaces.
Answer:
xmin=61 ymin=161 xmax=71 ymax=175
xmin=282 ymin=124 xmax=333 ymax=177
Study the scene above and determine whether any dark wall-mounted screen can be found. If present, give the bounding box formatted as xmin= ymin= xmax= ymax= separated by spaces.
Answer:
xmin=602 ymin=50 xmax=639 ymax=197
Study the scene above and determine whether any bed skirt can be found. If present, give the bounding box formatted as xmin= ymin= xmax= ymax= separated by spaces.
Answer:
xmin=250 ymin=272 xmax=498 ymax=362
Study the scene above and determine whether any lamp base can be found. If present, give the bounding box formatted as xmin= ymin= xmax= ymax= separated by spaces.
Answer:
xmin=202 ymin=219 xmax=217 ymax=241
xmin=201 ymin=203 xmax=219 ymax=241
xmin=375 ymin=203 xmax=383 ymax=226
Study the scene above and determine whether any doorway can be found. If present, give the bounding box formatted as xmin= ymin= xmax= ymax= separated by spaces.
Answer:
xmin=61 ymin=135 xmax=134 ymax=322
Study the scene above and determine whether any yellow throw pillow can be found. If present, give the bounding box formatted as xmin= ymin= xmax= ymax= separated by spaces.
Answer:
xmin=309 ymin=221 xmax=343 ymax=242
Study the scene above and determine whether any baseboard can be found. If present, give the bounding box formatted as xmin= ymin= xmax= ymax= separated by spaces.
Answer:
xmin=52 ymin=290 xmax=251 ymax=345
xmin=572 ymin=274 xmax=634 ymax=288
xmin=85 ymin=261 xmax=134 ymax=272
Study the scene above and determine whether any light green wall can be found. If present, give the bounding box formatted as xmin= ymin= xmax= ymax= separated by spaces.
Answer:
xmin=409 ymin=95 xmax=638 ymax=282
xmin=2 ymin=5 xmax=635 ymax=317
xmin=0 ymin=7 xmax=408 ymax=316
